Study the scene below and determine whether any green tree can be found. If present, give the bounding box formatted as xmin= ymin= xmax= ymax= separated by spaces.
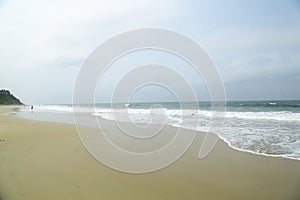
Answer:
xmin=0 ymin=90 xmax=23 ymax=105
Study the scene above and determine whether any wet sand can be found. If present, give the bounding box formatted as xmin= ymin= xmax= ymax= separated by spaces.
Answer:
xmin=0 ymin=111 xmax=300 ymax=200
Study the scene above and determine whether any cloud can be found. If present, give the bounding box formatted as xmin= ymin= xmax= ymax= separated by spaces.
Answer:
xmin=0 ymin=0 xmax=300 ymax=103
xmin=0 ymin=0 xmax=183 ymax=103
xmin=0 ymin=0 xmax=182 ymax=69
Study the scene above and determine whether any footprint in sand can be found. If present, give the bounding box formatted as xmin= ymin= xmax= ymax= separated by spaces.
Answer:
xmin=0 ymin=138 xmax=6 ymax=142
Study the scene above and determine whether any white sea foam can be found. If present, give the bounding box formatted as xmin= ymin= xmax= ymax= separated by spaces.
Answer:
xmin=34 ymin=105 xmax=74 ymax=112
xmin=20 ymin=104 xmax=300 ymax=161
xmin=31 ymin=105 xmax=300 ymax=122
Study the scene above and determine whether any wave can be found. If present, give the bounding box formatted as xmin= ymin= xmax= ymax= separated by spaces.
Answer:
xmin=18 ymin=103 xmax=300 ymax=161
xmin=29 ymin=105 xmax=300 ymax=122
xmin=232 ymin=101 xmax=300 ymax=108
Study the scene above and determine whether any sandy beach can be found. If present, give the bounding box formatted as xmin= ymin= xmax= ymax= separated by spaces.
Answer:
xmin=0 ymin=110 xmax=300 ymax=200
xmin=1 ymin=0 xmax=300 ymax=199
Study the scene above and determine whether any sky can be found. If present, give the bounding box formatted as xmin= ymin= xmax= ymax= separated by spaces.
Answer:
xmin=0 ymin=0 xmax=300 ymax=104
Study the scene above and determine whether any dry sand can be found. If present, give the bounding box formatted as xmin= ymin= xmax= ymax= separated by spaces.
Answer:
xmin=0 ymin=111 xmax=300 ymax=200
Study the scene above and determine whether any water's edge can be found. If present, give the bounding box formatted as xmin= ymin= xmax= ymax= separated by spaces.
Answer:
xmin=8 ymin=105 xmax=300 ymax=162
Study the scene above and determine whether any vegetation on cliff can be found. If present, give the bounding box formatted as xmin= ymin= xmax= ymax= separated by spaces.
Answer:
xmin=0 ymin=90 xmax=23 ymax=105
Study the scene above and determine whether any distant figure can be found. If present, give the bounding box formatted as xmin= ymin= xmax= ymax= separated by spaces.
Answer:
xmin=31 ymin=105 xmax=33 ymax=110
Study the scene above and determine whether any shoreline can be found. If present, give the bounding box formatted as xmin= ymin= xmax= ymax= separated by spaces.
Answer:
xmin=1 ymin=109 xmax=300 ymax=199
xmin=9 ymin=105 xmax=300 ymax=162
xmin=216 ymin=133 xmax=300 ymax=162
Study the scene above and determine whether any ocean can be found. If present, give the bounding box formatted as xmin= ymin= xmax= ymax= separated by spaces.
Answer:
xmin=16 ymin=100 xmax=300 ymax=160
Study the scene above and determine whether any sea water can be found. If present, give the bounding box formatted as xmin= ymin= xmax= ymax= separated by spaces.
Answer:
xmin=17 ymin=100 xmax=300 ymax=160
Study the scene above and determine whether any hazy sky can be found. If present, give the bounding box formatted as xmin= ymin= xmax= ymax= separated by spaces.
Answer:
xmin=1 ymin=0 xmax=300 ymax=104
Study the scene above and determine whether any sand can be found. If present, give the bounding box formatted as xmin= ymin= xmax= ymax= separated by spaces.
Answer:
xmin=0 ymin=110 xmax=300 ymax=200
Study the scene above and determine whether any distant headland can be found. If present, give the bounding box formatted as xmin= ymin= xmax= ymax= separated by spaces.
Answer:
xmin=0 ymin=89 xmax=23 ymax=105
